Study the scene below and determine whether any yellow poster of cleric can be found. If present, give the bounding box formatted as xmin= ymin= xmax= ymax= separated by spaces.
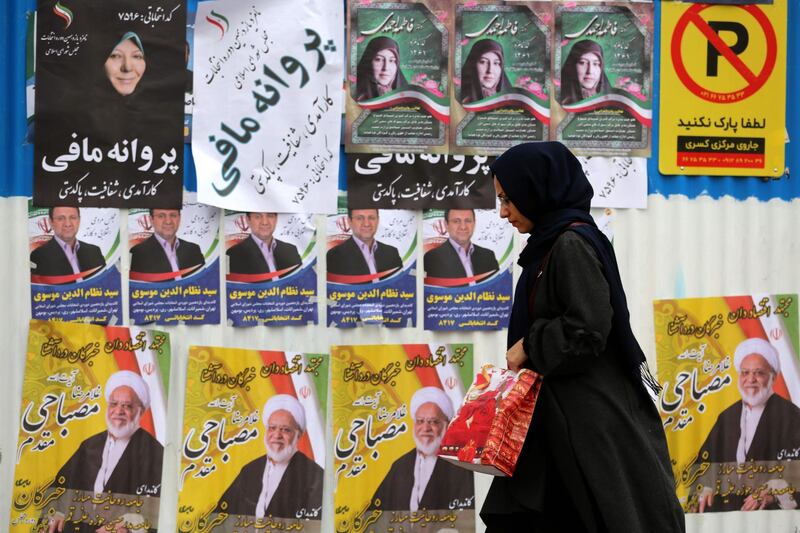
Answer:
xmin=11 ymin=320 xmax=171 ymax=532
xmin=659 ymin=1 xmax=786 ymax=176
xmin=177 ymin=347 xmax=327 ymax=533
xmin=332 ymin=344 xmax=475 ymax=532
xmin=654 ymin=295 xmax=800 ymax=514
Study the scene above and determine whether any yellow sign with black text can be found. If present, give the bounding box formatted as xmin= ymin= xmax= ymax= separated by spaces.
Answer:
xmin=659 ymin=0 xmax=786 ymax=176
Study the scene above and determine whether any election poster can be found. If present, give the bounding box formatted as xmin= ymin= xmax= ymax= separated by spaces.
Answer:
xmin=423 ymin=208 xmax=513 ymax=331
xmin=579 ymin=156 xmax=648 ymax=209
xmin=29 ymin=203 xmax=123 ymax=324
xmin=554 ymin=3 xmax=653 ymax=156
xmin=11 ymin=320 xmax=171 ymax=532
xmin=128 ymin=194 xmax=221 ymax=325
xmin=225 ymin=211 xmax=318 ymax=327
xmin=332 ymin=344 xmax=475 ymax=532
xmin=452 ymin=1 xmax=551 ymax=154
xmin=346 ymin=152 xmax=495 ymax=210
xmin=346 ymin=0 xmax=451 ymax=154
xmin=178 ymin=346 xmax=327 ymax=533
xmin=654 ymin=294 xmax=800 ymax=513
xmin=326 ymin=198 xmax=417 ymax=328
xmin=192 ymin=0 xmax=344 ymax=213
xmin=659 ymin=1 xmax=786 ymax=176
xmin=33 ymin=0 xmax=185 ymax=207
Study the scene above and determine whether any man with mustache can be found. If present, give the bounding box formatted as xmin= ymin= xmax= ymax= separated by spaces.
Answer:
xmin=130 ymin=208 xmax=205 ymax=278
xmin=215 ymin=395 xmax=323 ymax=520
xmin=424 ymin=209 xmax=499 ymax=287
xmin=326 ymin=209 xmax=403 ymax=284
xmin=48 ymin=371 xmax=163 ymax=532
xmin=370 ymin=387 xmax=474 ymax=511
xmin=694 ymin=338 xmax=800 ymax=512
xmin=226 ymin=212 xmax=301 ymax=279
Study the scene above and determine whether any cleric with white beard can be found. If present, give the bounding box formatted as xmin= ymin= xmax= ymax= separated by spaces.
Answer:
xmin=370 ymin=387 xmax=475 ymax=512
xmin=695 ymin=338 xmax=800 ymax=513
xmin=48 ymin=370 xmax=164 ymax=533
xmin=215 ymin=394 xmax=324 ymax=520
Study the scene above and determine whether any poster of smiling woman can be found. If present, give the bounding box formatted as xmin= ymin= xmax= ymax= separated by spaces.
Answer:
xmin=11 ymin=320 xmax=171 ymax=532
xmin=654 ymin=294 xmax=800 ymax=514
xmin=452 ymin=1 xmax=551 ymax=154
xmin=554 ymin=3 xmax=653 ymax=156
xmin=34 ymin=0 xmax=186 ymax=207
xmin=346 ymin=0 xmax=451 ymax=153
xmin=332 ymin=344 xmax=474 ymax=532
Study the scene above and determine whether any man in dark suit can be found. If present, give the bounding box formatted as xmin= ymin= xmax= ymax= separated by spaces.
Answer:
xmin=370 ymin=387 xmax=474 ymax=512
xmin=226 ymin=212 xmax=301 ymax=279
xmin=30 ymin=206 xmax=105 ymax=284
xmin=47 ymin=371 xmax=163 ymax=533
xmin=694 ymin=338 xmax=800 ymax=513
xmin=424 ymin=209 xmax=498 ymax=286
xmin=215 ymin=395 xmax=323 ymax=520
xmin=130 ymin=208 xmax=205 ymax=278
xmin=326 ymin=209 xmax=403 ymax=283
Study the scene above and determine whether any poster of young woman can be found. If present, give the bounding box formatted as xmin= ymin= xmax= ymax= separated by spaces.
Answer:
xmin=29 ymin=203 xmax=122 ymax=324
xmin=654 ymin=294 xmax=800 ymax=513
xmin=225 ymin=211 xmax=318 ymax=327
xmin=332 ymin=344 xmax=475 ymax=532
xmin=11 ymin=320 xmax=171 ymax=532
xmin=346 ymin=0 xmax=451 ymax=153
xmin=554 ymin=3 xmax=653 ymax=156
xmin=326 ymin=196 xmax=417 ymax=328
xmin=33 ymin=0 xmax=185 ymax=207
xmin=452 ymin=1 xmax=551 ymax=154
xmin=128 ymin=193 xmax=220 ymax=325
xmin=423 ymin=207 xmax=513 ymax=330
xmin=177 ymin=346 xmax=327 ymax=533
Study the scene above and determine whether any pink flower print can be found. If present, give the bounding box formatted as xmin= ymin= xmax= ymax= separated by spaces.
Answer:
xmin=423 ymin=79 xmax=443 ymax=97
xmin=355 ymin=36 xmax=365 ymax=44
xmin=461 ymin=38 xmax=469 ymax=46
xmin=348 ymin=75 xmax=357 ymax=83
xmin=614 ymin=76 xmax=631 ymax=89
xmin=465 ymin=1 xmax=478 ymax=7
xmin=435 ymin=10 xmax=448 ymax=22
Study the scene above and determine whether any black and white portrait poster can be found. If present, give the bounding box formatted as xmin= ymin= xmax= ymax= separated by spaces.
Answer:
xmin=34 ymin=0 xmax=186 ymax=207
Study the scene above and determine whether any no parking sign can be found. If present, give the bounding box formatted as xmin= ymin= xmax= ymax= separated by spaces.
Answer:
xmin=659 ymin=1 xmax=786 ymax=176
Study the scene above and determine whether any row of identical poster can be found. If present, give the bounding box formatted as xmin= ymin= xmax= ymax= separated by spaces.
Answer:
xmin=346 ymin=0 xmax=653 ymax=156
xmin=11 ymin=323 xmax=476 ymax=532
xmin=29 ymin=201 xmax=517 ymax=330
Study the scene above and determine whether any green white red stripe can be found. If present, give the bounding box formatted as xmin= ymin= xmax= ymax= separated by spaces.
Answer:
xmin=358 ymin=88 xmax=450 ymax=123
xmin=561 ymin=93 xmax=652 ymax=126
xmin=462 ymin=92 xmax=551 ymax=125
xmin=53 ymin=1 xmax=73 ymax=29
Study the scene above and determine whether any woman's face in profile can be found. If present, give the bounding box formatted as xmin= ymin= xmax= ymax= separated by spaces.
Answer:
xmin=576 ymin=52 xmax=602 ymax=92
xmin=104 ymin=39 xmax=146 ymax=96
xmin=371 ymin=48 xmax=398 ymax=87
xmin=477 ymin=51 xmax=502 ymax=92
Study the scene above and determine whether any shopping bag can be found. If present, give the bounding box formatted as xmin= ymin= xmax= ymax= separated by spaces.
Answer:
xmin=438 ymin=364 xmax=541 ymax=476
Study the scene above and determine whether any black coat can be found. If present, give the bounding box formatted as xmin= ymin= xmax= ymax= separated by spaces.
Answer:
xmin=693 ymin=393 xmax=800 ymax=512
xmin=130 ymin=234 xmax=205 ymax=275
xmin=30 ymin=237 xmax=105 ymax=282
xmin=423 ymin=240 xmax=498 ymax=284
xmin=215 ymin=452 xmax=323 ymax=519
xmin=326 ymin=237 xmax=402 ymax=282
xmin=482 ymin=232 xmax=684 ymax=533
xmin=370 ymin=449 xmax=474 ymax=511
xmin=226 ymin=236 xmax=301 ymax=277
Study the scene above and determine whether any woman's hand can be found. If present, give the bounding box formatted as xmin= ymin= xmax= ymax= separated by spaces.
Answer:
xmin=506 ymin=339 xmax=528 ymax=371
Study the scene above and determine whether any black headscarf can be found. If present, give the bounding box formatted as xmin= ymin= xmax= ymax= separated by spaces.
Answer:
xmin=460 ymin=39 xmax=512 ymax=104
xmin=559 ymin=39 xmax=611 ymax=105
xmin=491 ymin=142 xmax=660 ymax=396
xmin=355 ymin=36 xmax=409 ymax=101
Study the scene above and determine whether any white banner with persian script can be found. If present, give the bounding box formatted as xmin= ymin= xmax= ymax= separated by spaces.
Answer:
xmin=579 ymin=156 xmax=648 ymax=209
xmin=193 ymin=0 xmax=344 ymax=213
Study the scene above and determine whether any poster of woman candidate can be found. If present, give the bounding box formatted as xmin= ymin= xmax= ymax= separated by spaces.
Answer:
xmin=332 ymin=344 xmax=475 ymax=532
xmin=178 ymin=346 xmax=327 ymax=533
xmin=554 ymin=3 xmax=653 ymax=156
xmin=452 ymin=1 xmax=551 ymax=154
xmin=128 ymin=193 xmax=220 ymax=325
xmin=225 ymin=211 xmax=318 ymax=327
xmin=423 ymin=207 xmax=513 ymax=330
xmin=11 ymin=320 xmax=171 ymax=532
xmin=33 ymin=0 xmax=185 ymax=207
xmin=346 ymin=0 xmax=451 ymax=154
xmin=29 ymin=203 xmax=122 ymax=325
xmin=326 ymin=196 xmax=417 ymax=328
xmin=654 ymin=294 xmax=800 ymax=514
